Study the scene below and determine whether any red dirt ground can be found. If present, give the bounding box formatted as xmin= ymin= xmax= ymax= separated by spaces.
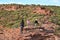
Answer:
xmin=0 ymin=25 xmax=59 ymax=40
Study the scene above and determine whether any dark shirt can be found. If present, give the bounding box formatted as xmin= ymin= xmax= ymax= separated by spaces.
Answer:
xmin=34 ymin=20 xmax=38 ymax=24
xmin=20 ymin=19 xmax=24 ymax=27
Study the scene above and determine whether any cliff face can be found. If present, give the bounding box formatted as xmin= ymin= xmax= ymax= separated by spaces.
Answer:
xmin=0 ymin=4 xmax=53 ymax=15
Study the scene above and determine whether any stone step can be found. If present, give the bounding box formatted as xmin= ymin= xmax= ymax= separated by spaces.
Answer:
xmin=0 ymin=31 xmax=3 ymax=34
xmin=23 ymin=37 xmax=31 ymax=40
xmin=23 ymin=33 xmax=32 ymax=37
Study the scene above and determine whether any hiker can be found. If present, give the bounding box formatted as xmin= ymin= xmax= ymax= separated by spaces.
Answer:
xmin=20 ymin=19 xmax=24 ymax=33
xmin=26 ymin=19 xmax=30 ymax=26
xmin=34 ymin=19 xmax=39 ymax=27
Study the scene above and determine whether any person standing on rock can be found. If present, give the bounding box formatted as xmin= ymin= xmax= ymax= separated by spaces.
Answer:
xmin=34 ymin=19 xmax=39 ymax=27
xmin=20 ymin=18 xmax=24 ymax=33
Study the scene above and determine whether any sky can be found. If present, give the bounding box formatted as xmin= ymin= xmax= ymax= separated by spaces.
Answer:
xmin=0 ymin=0 xmax=60 ymax=6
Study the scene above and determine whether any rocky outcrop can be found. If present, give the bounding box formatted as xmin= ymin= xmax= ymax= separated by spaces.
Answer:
xmin=0 ymin=25 xmax=59 ymax=40
xmin=33 ymin=7 xmax=53 ymax=15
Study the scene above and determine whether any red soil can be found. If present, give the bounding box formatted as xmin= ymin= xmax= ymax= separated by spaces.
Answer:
xmin=0 ymin=25 xmax=59 ymax=40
